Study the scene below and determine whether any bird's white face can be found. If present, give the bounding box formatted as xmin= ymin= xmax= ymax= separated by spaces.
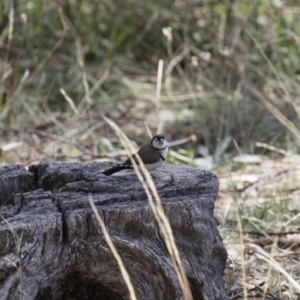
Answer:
xmin=151 ymin=135 xmax=168 ymax=150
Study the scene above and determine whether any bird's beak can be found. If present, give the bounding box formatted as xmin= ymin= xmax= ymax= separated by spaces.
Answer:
xmin=159 ymin=139 xmax=164 ymax=145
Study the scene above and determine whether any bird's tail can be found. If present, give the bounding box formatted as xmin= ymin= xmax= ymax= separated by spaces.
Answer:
xmin=102 ymin=165 xmax=132 ymax=176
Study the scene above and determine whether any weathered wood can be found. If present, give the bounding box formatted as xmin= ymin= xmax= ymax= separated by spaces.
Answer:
xmin=0 ymin=164 xmax=33 ymax=206
xmin=0 ymin=162 xmax=228 ymax=300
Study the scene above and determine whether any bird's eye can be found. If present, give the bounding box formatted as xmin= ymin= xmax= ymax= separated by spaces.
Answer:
xmin=155 ymin=138 xmax=158 ymax=142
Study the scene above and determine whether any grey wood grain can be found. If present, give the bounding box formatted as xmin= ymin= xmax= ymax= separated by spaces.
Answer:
xmin=0 ymin=162 xmax=228 ymax=300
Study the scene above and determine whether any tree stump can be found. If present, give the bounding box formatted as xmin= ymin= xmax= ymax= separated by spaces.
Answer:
xmin=0 ymin=162 xmax=228 ymax=300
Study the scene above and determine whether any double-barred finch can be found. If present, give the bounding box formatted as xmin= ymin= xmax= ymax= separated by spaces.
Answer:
xmin=102 ymin=134 xmax=168 ymax=176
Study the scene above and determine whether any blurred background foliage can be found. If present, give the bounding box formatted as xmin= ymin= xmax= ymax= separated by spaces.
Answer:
xmin=1 ymin=0 xmax=300 ymax=167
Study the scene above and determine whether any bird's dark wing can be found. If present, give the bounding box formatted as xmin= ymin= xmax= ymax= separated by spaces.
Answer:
xmin=123 ymin=144 xmax=160 ymax=165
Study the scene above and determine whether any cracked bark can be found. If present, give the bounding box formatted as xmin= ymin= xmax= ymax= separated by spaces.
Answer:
xmin=0 ymin=162 xmax=228 ymax=300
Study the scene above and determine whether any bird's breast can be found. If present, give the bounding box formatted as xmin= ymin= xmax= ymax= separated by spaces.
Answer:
xmin=144 ymin=160 xmax=164 ymax=171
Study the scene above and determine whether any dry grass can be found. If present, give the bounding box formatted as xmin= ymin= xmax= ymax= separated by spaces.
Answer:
xmin=216 ymin=157 xmax=300 ymax=299
xmin=89 ymin=194 xmax=137 ymax=300
xmin=103 ymin=116 xmax=193 ymax=300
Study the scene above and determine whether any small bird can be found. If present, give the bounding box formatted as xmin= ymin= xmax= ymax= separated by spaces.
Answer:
xmin=102 ymin=134 xmax=168 ymax=176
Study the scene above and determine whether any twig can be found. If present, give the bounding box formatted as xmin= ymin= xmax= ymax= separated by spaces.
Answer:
xmin=230 ymin=281 xmax=282 ymax=300
xmin=245 ymin=230 xmax=300 ymax=237
xmin=168 ymin=134 xmax=197 ymax=147
xmin=255 ymin=142 xmax=290 ymax=156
